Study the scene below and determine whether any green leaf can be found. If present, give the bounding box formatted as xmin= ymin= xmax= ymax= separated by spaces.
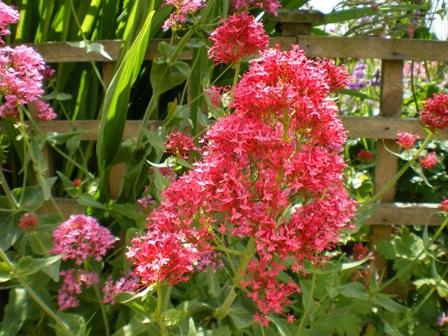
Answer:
xmin=1 ymin=288 xmax=32 ymax=336
xmin=188 ymin=318 xmax=197 ymax=336
xmin=13 ymin=184 xmax=44 ymax=211
xmin=373 ymin=294 xmax=407 ymax=313
xmin=150 ymin=59 xmax=190 ymax=96
xmin=77 ymin=194 xmax=106 ymax=210
xmin=97 ymin=6 xmax=155 ymax=197
xmin=340 ymin=282 xmax=369 ymax=300
xmin=161 ymin=308 xmax=187 ymax=327
xmin=0 ymin=214 xmax=19 ymax=250
xmin=229 ymin=305 xmax=254 ymax=329
xmin=110 ymin=203 xmax=145 ymax=221
xmin=55 ymin=312 xmax=87 ymax=336
xmin=16 ymin=255 xmax=61 ymax=278
xmin=0 ymin=262 xmax=12 ymax=282
xmin=269 ymin=316 xmax=294 ymax=336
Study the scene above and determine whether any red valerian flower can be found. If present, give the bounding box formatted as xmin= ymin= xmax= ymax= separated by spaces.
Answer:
xmin=420 ymin=152 xmax=438 ymax=170
xmin=357 ymin=149 xmax=374 ymax=161
xmin=208 ymin=13 xmax=269 ymax=64
xmin=51 ymin=215 xmax=115 ymax=265
xmin=128 ymin=45 xmax=355 ymax=324
xmin=232 ymin=0 xmax=282 ymax=15
xmin=0 ymin=45 xmax=57 ymax=119
xmin=0 ymin=1 xmax=19 ymax=44
xmin=165 ymin=131 xmax=196 ymax=159
xmin=18 ymin=212 xmax=38 ymax=230
xmin=421 ymin=93 xmax=448 ymax=130
xmin=162 ymin=0 xmax=205 ymax=31
xmin=103 ymin=275 xmax=139 ymax=304
xmin=57 ymin=269 xmax=99 ymax=310
xmin=396 ymin=132 xmax=420 ymax=150
xmin=352 ymin=243 xmax=370 ymax=260
xmin=440 ymin=199 xmax=448 ymax=213
xmin=321 ymin=60 xmax=349 ymax=92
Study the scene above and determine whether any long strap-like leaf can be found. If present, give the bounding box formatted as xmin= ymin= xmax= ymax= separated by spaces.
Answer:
xmin=96 ymin=1 xmax=155 ymax=198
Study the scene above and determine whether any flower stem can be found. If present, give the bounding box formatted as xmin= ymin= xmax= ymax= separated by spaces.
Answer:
xmin=154 ymin=283 xmax=169 ymax=336
xmin=361 ymin=131 xmax=433 ymax=212
xmin=297 ymin=273 xmax=317 ymax=335
xmin=0 ymin=169 xmax=18 ymax=210
xmin=0 ymin=248 xmax=74 ymax=336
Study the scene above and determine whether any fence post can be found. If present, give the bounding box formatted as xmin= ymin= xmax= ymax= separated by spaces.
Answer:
xmin=371 ymin=59 xmax=404 ymax=278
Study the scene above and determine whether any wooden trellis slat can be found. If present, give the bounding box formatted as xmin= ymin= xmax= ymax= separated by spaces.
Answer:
xmin=19 ymin=117 xmax=446 ymax=142
xmin=29 ymin=36 xmax=448 ymax=63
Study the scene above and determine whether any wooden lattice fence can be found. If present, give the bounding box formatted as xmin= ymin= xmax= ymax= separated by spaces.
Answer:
xmin=6 ymin=11 xmax=448 ymax=229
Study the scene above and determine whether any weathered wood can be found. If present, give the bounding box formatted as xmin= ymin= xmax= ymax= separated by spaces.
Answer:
xmin=365 ymin=203 xmax=443 ymax=226
xmin=375 ymin=60 xmax=403 ymax=201
xmin=371 ymin=60 xmax=403 ymax=271
xmin=26 ymin=37 xmax=448 ymax=63
xmin=14 ymin=116 xmax=444 ymax=142
xmin=38 ymin=198 xmax=444 ymax=226
xmin=268 ymin=10 xmax=325 ymax=24
xmin=296 ymin=35 xmax=448 ymax=61
xmin=28 ymin=39 xmax=192 ymax=63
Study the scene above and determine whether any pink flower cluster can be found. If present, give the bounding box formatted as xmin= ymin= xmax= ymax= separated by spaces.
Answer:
xmin=128 ymin=45 xmax=355 ymax=322
xmin=51 ymin=215 xmax=115 ymax=265
xmin=396 ymin=132 xmax=420 ymax=150
xmin=103 ymin=275 xmax=139 ymax=304
xmin=232 ymin=0 xmax=282 ymax=15
xmin=420 ymin=152 xmax=438 ymax=170
xmin=18 ymin=212 xmax=38 ymax=230
xmin=162 ymin=0 xmax=205 ymax=31
xmin=209 ymin=13 xmax=269 ymax=64
xmin=0 ymin=2 xmax=56 ymax=120
xmin=165 ymin=131 xmax=196 ymax=159
xmin=0 ymin=1 xmax=18 ymax=44
xmin=57 ymin=269 xmax=99 ymax=310
xmin=440 ymin=199 xmax=448 ymax=213
xmin=421 ymin=92 xmax=448 ymax=130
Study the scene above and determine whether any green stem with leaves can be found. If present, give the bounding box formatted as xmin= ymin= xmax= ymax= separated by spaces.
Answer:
xmin=361 ymin=131 xmax=433 ymax=212
xmin=297 ymin=273 xmax=317 ymax=336
xmin=0 ymin=248 xmax=74 ymax=336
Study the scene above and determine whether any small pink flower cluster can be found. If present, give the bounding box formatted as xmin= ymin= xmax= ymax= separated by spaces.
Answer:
xmin=396 ymin=132 xmax=420 ymax=150
xmin=208 ymin=13 xmax=269 ymax=64
xmin=51 ymin=215 xmax=115 ymax=265
xmin=165 ymin=131 xmax=196 ymax=159
xmin=103 ymin=275 xmax=139 ymax=304
xmin=0 ymin=1 xmax=18 ymax=44
xmin=128 ymin=45 xmax=355 ymax=322
xmin=18 ymin=212 xmax=38 ymax=230
xmin=420 ymin=152 xmax=438 ymax=170
xmin=57 ymin=269 xmax=99 ymax=310
xmin=421 ymin=92 xmax=448 ymax=130
xmin=162 ymin=0 xmax=205 ymax=31
xmin=441 ymin=199 xmax=448 ymax=213
xmin=232 ymin=0 xmax=282 ymax=15
xmin=0 ymin=2 xmax=56 ymax=120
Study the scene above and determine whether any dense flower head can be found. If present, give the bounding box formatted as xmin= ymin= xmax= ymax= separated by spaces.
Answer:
xmin=0 ymin=1 xmax=19 ymax=44
xmin=162 ymin=0 xmax=205 ymax=31
xmin=232 ymin=0 xmax=282 ymax=15
xmin=420 ymin=152 xmax=437 ymax=170
xmin=321 ymin=60 xmax=349 ymax=92
xmin=57 ymin=269 xmax=99 ymax=310
xmin=129 ymin=45 xmax=355 ymax=322
xmin=18 ymin=212 xmax=38 ymax=230
xmin=165 ymin=131 xmax=196 ymax=159
xmin=127 ymin=229 xmax=202 ymax=285
xmin=421 ymin=93 xmax=448 ymax=130
xmin=208 ymin=13 xmax=269 ymax=64
xmin=0 ymin=45 xmax=56 ymax=119
xmin=51 ymin=215 xmax=115 ymax=264
xmin=103 ymin=275 xmax=139 ymax=304
xmin=396 ymin=132 xmax=420 ymax=150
